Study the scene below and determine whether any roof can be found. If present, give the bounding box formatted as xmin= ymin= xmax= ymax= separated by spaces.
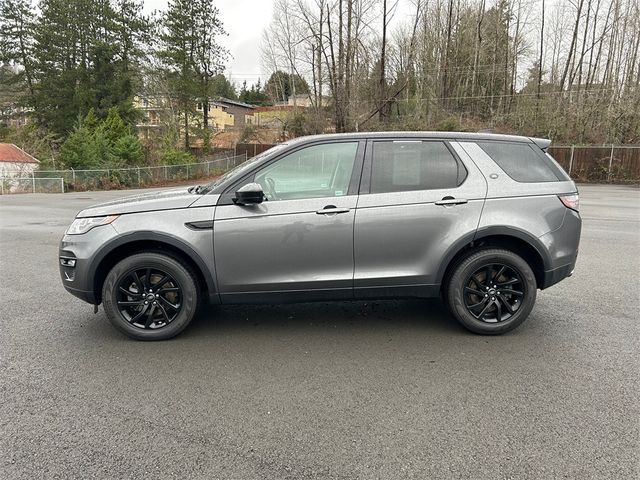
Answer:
xmin=0 ymin=143 xmax=39 ymax=163
xmin=286 ymin=131 xmax=550 ymax=148
xmin=217 ymin=97 xmax=256 ymax=109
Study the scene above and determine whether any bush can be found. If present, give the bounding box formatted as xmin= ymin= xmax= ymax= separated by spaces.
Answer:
xmin=112 ymin=134 xmax=145 ymax=167
xmin=435 ymin=116 xmax=462 ymax=131
xmin=160 ymin=148 xmax=196 ymax=166
xmin=59 ymin=125 xmax=108 ymax=169
xmin=58 ymin=108 xmax=145 ymax=169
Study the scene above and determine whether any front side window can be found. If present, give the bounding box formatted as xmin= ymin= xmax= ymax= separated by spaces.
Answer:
xmin=370 ymin=141 xmax=465 ymax=193
xmin=255 ymin=142 xmax=358 ymax=201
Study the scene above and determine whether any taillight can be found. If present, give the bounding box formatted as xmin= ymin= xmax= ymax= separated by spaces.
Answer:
xmin=559 ymin=193 xmax=579 ymax=212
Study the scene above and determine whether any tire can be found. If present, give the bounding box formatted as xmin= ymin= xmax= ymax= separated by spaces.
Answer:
xmin=445 ymin=248 xmax=537 ymax=335
xmin=102 ymin=252 xmax=199 ymax=340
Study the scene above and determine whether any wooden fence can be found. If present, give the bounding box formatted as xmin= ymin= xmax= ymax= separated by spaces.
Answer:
xmin=548 ymin=145 xmax=639 ymax=183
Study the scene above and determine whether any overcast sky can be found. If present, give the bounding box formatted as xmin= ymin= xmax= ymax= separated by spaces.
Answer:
xmin=144 ymin=0 xmax=415 ymax=89
xmin=144 ymin=0 xmax=275 ymax=88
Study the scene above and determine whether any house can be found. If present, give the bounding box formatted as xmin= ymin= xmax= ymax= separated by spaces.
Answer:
xmin=0 ymin=104 xmax=33 ymax=129
xmin=285 ymin=94 xmax=329 ymax=108
xmin=133 ymin=95 xmax=172 ymax=141
xmin=0 ymin=143 xmax=39 ymax=177
xmin=216 ymin=97 xmax=256 ymax=129
xmin=133 ymin=95 xmax=247 ymax=142
xmin=196 ymin=101 xmax=235 ymax=130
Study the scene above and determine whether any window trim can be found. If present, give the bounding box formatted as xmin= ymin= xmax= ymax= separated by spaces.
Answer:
xmin=359 ymin=139 xmax=467 ymax=195
xmin=217 ymin=139 xmax=366 ymax=205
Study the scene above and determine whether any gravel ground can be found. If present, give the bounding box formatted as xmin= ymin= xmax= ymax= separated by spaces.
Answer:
xmin=0 ymin=184 xmax=638 ymax=479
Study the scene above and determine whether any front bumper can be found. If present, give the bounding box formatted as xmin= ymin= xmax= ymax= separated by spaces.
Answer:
xmin=59 ymin=224 xmax=119 ymax=305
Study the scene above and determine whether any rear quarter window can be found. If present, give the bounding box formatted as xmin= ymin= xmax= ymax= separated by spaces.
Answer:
xmin=476 ymin=141 xmax=568 ymax=183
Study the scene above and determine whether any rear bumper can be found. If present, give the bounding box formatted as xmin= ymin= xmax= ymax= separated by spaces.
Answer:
xmin=538 ymin=208 xmax=581 ymax=289
xmin=541 ymin=259 xmax=576 ymax=289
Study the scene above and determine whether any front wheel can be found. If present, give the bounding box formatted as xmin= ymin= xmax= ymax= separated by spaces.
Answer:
xmin=102 ymin=252 xmax=199 ymax=340
xmin=445 ymin=248 xmax=537 ymax=335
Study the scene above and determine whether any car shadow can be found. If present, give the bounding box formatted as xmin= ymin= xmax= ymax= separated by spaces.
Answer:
xmin=182 ymin=298 xmax=466 ymax=339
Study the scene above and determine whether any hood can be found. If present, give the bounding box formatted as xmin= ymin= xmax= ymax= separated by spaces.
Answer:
xmin=77 ymin=187 xmax=199 ymax=218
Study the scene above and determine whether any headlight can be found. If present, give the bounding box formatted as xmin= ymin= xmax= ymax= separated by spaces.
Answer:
xmin=66 ymin=215 xmax=119 ymax=235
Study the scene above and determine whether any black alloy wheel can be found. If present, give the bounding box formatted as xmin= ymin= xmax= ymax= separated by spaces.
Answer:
xmin=463 ymin=263 xmax=525 ymax=323
xmin=116 ymin=267 xmax=183 ymax=330
xmin=102 ymin=252 xmax=199 ymax=340
xmin=445 ymin=248 xmax=537 ymax=335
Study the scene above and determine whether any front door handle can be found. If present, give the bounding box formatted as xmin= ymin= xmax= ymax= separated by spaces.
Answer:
xmin=435 ymin=196 xmax=468 ymax=206
xmin=316 ymin=205 xmax=350 ymax=215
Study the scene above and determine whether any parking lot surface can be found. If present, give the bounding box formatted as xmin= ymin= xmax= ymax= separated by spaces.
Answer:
xmin=1 ymin=184 xmax=638 ymax=479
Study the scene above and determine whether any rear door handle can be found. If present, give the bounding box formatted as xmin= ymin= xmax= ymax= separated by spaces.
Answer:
xmin=435 ymin=196 xmax=468 ymax=206
xmin=316 ymin=206 xmax=350 ymax=215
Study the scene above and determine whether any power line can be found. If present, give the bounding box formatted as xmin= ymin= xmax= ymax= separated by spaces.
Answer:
xmin=333 ymin=87 xmax=626 ymax=103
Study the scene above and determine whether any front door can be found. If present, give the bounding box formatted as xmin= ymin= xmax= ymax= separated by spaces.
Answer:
xmin=214 ymin=141 xmax=364 ymax=303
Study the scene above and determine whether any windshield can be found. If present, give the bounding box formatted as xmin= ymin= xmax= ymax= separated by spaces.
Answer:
xmin=201 ymin=143 xmax=289 ymax=193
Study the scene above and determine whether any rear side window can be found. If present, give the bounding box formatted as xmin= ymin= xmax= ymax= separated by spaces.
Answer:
xmin=477 ymin=141 xmax=566 ymax=182
xmin=371 ymin=141 xmax=466 ymax=193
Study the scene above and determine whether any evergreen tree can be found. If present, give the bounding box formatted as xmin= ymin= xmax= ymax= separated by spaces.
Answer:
xmin=158 ymin=0 xmax=227 ymax=148
xmin=158 ymin=0 xmax=199 ymax=149
xmin=239 ymin=80 xmax=270 ymax=105
xmin=59 ymin=108 xmax=144 ymax=169
xmin=192 ymin=0 xmax=227 ymax=129
xmin=265 ymin=71 xmax=310 ymax=102
xmin=98 ymin=107 xmax=130 ymax=144
xmin=29 ymin=0 xmax=148 ymax=136
xmin=211 ymin=73 xmax=237 ymax=99
xmin=0 ymin=0 xmax=36 ymax=97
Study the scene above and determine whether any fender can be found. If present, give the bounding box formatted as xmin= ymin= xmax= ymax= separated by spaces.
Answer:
xmin=88 ymin=230 xmax=218 ymax=302
xmin=435 ymin=226 xmax=552 ymax=285
xmin=475 ymin=225 xmax=552 ymax=270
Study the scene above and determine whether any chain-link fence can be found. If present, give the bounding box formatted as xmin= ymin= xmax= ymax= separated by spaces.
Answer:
xmin=1 ymin=177 xmax=65 ymax=194
xmin=0 ymin=153 xmax=247 ymax=194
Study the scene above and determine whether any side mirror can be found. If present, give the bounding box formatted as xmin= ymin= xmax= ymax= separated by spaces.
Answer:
xmin=233 ymin=182 xmax=264 ymax=205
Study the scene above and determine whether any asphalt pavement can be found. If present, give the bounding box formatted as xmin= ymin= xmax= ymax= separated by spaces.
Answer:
xmin=0 ymin=184 xmax=638 ymax=479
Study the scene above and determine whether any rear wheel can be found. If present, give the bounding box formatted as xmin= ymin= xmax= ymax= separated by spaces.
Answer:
xmin=102 ymin=252 xmax=199 ymax=340
xmin=445 ymin=248 xmax=537 ymax=335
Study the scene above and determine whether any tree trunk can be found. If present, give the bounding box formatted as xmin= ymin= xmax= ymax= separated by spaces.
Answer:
xmin=184 ymin=103 xmax=189 ymax=149
xmin=379 ymin=0 xmax=388 ymax=121
xmin=560 ymin=0 xmax=585 ymax=91
xmin=537 ymin=0 xmax=545 ymax=101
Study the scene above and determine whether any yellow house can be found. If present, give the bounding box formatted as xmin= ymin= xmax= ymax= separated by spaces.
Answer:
xmin=196 ymin=101 xmax=235 ymax=130
xmin=134 ymin=95 xmax=252 ymax=147
xmin=133 ymin=95 xmax=171 ymax=140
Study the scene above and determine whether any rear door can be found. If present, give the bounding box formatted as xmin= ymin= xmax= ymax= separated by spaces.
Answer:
xmin=353 ymin=138 xmax=487 ymax=297
xmin=213 ymin=140 xmax=365 ymax=303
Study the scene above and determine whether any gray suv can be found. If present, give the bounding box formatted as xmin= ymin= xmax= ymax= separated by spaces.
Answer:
xmin=59 ymin=132 xmax=581 ymax=340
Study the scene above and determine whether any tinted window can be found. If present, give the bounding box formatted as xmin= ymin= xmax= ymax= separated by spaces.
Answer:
xmin=477 ymin=141 xmax=565 ymax=182
xmin=370 ymin=141 xmax=464 ymax=193
xmin=254 ymin=142 xmax=358 ymax=201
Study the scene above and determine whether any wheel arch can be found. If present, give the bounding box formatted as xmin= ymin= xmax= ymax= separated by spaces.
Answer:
xmin=89 ymin=232 xmax=217 ymax=305
xmin=438 ymin=227 xmax=551 ymax=289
